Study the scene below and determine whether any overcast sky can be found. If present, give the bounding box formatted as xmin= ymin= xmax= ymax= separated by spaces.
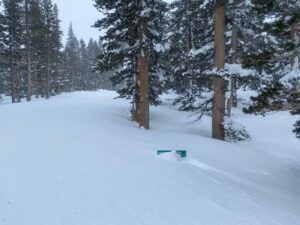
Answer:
xmin=52 ymin=0 xmax=101 ymax=44
xmin=53 ymin=0 xmax=174 ymax=45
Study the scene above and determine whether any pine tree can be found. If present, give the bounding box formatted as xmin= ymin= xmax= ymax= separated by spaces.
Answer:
xmin=51 ymin=3 xmax=63 ymax=94
xmin=244 ymin=1 xmax=300 ymax=139
xmin=290 ymin=88 xmax=300 ymax=139
xmin=86 ymin=38 xmax=97 ymax=90
xmin=79 ymin=39 xmax=89 ymax=90
xmin=0 ymin=2 xmax=4 ymax=44
xmin=83 ymin=38 xmax=106 ymax=90
xmin=226 ymin=0 xmax=255 ymax=108
xmin=94 ymin=0 xmax=167 ymax=128
xmin=41 ymin=0 xmax=55 ymax=98
xmin=29 ymin=0 xmax=46 ymax=97
xmin=2 ymin=0 xmax=24 ymax=103
xmin=63 ymin=23 xmax=80 ymax=92
xmin=0 ymin=0 xmax=63 ymax=100
xmin=24 ymin=0 xmax=33 ymax=101
xmin=166 ymin=0 xmax=214 ymax=111
xmin=252 ymin=0 xmax=300 ymax=83
xmin=0 ymin=1 xmax=6 ymax=96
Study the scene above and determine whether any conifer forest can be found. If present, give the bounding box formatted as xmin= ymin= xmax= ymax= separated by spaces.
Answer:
xmin=0 ymin=1 xmax=299 ymax=225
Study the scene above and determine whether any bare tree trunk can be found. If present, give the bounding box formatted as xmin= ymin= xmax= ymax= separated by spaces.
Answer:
xmin=132 ymin=100 xmax=140 ymax=123
xmin=184 ymin=0 xmax=193 ymax=52
xmin=15 ymin=62 xmax=21 ymax=102
xmin=290 ymin=22 xmax=297 ymax=69
xmin=137 ymin=0 xmax=149 ymax=129
xmin=290 ymin=22 xmax=300 ymax=92
xmin=10 ymin=59 xmax=16 ymax=103
xmin=132 ymin=57 xmax=140 ymax=123
xmin=57 ymin=62 xmax=61 ymax=94
xmin=132 ymin=0 xmax=149 ymax=129
xmin=25 ymin=0 xmax=32 ymax=102
xmin=230 ymin=24 xmax=238 ymax=108
xmin=10 ymin=47 xmax=19 ymax=103
xmin=138 ymin=49 xmax=149 ymax=129
xmin=33 ymin=62 xmax=39 ymax=98
xmin=212 ymin=1 xmax=226 ymax=140
xmin=46 ymin=51 xmax=50 ymax=99
xmin=26 ymin=51 xmax=32 ymax=101
xmin=40 ymin=76 xmax=45 ymax=97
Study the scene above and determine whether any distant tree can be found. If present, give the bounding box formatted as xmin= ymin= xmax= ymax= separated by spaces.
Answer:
xmin=63 ymin=23 xmax=80 ymax=92
xmin=79 ymin=39 xmax=92 ymax=90
xmin=28 ymin=0 xmax=46 ymax=97
xmin=51 ymin=3 xmax=63 ymax=94
xmin=41 ymin=0 xmax=55 ymax=98
xmin=24 ymin=0 xmax=33 ymax=101
xmin=86 ymin=38 xmax=97 ymax=89
xmin=0 ymin=0 xmax=86 ymax=102
xmin=0 ymin=1 xmax=6 ymax=96
xmin=2 ymin=0 xmax=24 ymax=103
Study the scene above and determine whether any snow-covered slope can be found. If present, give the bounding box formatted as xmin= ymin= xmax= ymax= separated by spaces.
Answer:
xmin=0 ymin=91 xmax=299 ymax=225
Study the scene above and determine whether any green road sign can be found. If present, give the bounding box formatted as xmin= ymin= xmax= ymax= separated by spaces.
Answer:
xmin=157 ymin=150 xmax=187 ymax=158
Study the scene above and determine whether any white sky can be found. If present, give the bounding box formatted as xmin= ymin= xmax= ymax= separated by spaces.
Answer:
xmin=53 ymin=0 xmax=174 ymax=45
xmin=52 ymin=0 xmax=101 ymax=45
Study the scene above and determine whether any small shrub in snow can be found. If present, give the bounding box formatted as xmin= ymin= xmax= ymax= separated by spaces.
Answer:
xmin=293 ymin=120 xmax=300 ymax=139
xmin=223 ymin=118 xmax=251 ymax=142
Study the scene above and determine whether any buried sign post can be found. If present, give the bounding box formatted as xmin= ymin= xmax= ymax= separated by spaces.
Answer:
xmin=157 ymin=150 xmax=187 ymax=158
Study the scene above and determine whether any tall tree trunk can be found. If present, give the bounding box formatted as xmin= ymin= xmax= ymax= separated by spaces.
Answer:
xmin=56 ymin=62 xmax=61 ymax=94
xmin=230 ymin=24 xmax=238 ymax=108
xmin=25 ymin=0 xmax=32 ymax=102
xmin=33 ymin=62 xmax=38 ymax=97
xmin=10 ymin=47 xmax=20 ymax=103
xmin=132 ymin=56 xmax=140 ymax=123
xmin=137 ymin=0 xmax=149 ymax=129
xmin=290 ymin=22 xmax=300 ymax=91
xmin=184 ymin=0 xmax=193 ymax=52
xmin=46 ymin=50 xmax=50 ymax=99
xmin=290 ymin=22 xmax=297 ymax=69
xmin=138 ymin=49 xmax=149 ymax=129
xmin=26 ymin=50 xmax=32 ymax=101
xmin=212 ymin=1 xmax=226 ymax=140
xmin=16 ymin=64 xmax=21 ymax=102
xmin=10 ymin=57 xmax=16 ymax=103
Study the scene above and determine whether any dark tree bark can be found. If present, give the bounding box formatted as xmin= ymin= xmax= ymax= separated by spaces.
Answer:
xmin=132 ymin=56 xmax=140 ymax=124
xmin=131 ymin=0 xmax=150 ymax=129
xmin=212 ymin=1 xmax=226 ymax=140
xmin=137 ymin=0 xmax=149 ymax=129
xmin=184 ymin=0 xmax=193 ymax=52
xmin=25 ymin=0 xmax=32 ymax=102
xmin=230 ymin=24 xmax=238 ymax=108
xmin=290 ymin=22 xmax=297 ymax=69
xmin=46 ymin=51 xmax=50 ymax=99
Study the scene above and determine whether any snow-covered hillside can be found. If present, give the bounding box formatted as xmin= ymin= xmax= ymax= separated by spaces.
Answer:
xmin=0 ymin=91 xmax=299 ymax=225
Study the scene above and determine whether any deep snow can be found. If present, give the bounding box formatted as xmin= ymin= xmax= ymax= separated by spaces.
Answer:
xmin=0 ymin=90 xmax=299 ymax=225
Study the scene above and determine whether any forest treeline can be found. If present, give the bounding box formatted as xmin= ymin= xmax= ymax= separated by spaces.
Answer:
xmin=0 ymin=0 xmax=299 ymax=141
xmin=0 ymin=0 xmax=111 ymax=103
xmin=94 ymin=0 xmax=300 ymax=140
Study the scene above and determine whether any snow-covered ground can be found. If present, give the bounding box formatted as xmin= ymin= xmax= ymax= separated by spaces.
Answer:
xmin=0 ymin=90 xmax=299 ymax=225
